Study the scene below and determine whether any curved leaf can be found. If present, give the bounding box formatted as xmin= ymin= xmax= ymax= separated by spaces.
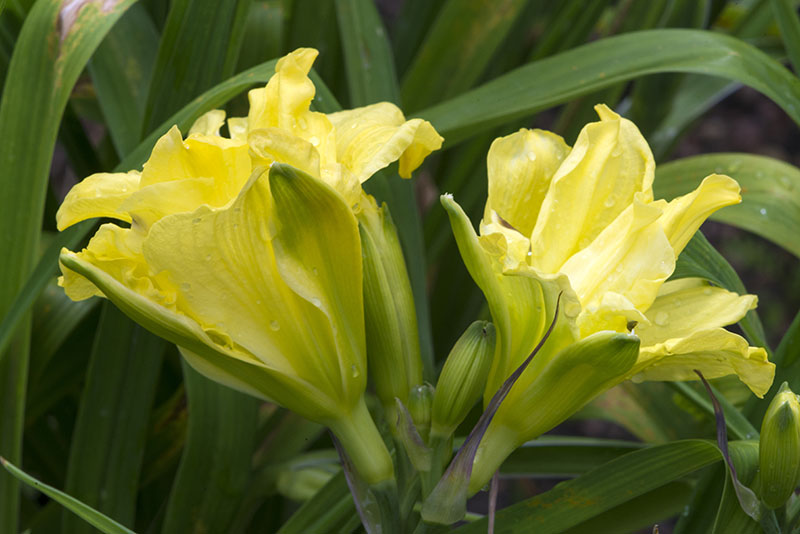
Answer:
xmin=656 ymin=153 xmax=800 ymax=259
xmin=417 ymin=29 xmax=800 ymax=145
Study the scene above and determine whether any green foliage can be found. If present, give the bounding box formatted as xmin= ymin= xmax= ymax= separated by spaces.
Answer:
xmin=1 ymin=0 xmax=799 ymax=532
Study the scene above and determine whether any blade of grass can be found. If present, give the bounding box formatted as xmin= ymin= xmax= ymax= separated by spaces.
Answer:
xmin=0 ymin=456 xmax=135 ymax=534
xmin=62 ymin=304 xmax=165 ymax=533
xmin=89 ymin=3 xmax=159 ymax=156
xmin=161 ymin=362 xmax=258 ymax=534
xmin=417 ymin=29 xmax=800 ymax=146
xmin=400 ymin=0 xmax=531 ymax=112
xmin=141 ymin=0 xmax=251 ymax=132
xmin=770 ymin=0 xmax=800 ymax=75
xmin=0 ymin=1 xmax=136 ymax=530
xmin=452 ymin=439 xmax=752 ymax=533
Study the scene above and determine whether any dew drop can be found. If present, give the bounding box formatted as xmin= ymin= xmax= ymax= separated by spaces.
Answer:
xmin=180 ymin=282 xmax=191 ymax=292
xmin=703 ymin=288 xmax=713 ymax=296
xmin=311 ymin=297 xmax=322 ymax=308
xmin=759 ymin=208 xmax=767 ymax=216
xmin=298 ymin=117 xmax=308 ymax=130
xmin=654 ymin=311 xmax=669 ymax=326
xmin=269 ymin=320 xmax=280 ymax=331
xmin=526 ymin=151 xmax=536 ymax=161
xmin=350 ymin=364 xmax=360 ymax=378
xmin=603 ymin=196 xmax=615 ymax=208
xmin=309 ymin=136 xmax=320 ymax=146
xmin=312 ymin=267 xmax=319 ymax=275
xmin=192 ymin=217 xmax=202 ymax=224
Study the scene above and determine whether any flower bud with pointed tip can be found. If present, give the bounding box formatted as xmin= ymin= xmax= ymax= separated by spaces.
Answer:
xmin=759 ymin=382 xmax=800 ymax=509
xmin=409 ymin=384 xmax=434 ymax=442
xmin=431 ymin=321 xmax=496 ymax=439
xmin=357 ymin=196 xmax=424 ymax=415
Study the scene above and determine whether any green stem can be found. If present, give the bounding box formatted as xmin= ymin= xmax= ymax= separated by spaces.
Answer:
xmin=372 ymin=479 xmax=402 ymax=534
xmin=327 ymin=398 xmax=394 ymax=486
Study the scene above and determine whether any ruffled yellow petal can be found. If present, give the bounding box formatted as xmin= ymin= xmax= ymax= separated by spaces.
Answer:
xmin=327 ymin=102 xmax=443 ymax=182
xmin=484 ymin=128 xmax=570 ymax=238
xmin=631 ymin=328 xmax=774 ymax=397
xmin=246 ymin=48 xmax=337 ymax=172
xmin=248 ymin=127 xmax=321 ymax=183
xmin=636 ymin=278 xmax=757 ymax=346
xmin=659 ymin=174 xmax=741 ymax=256
xmin=530 ymin=104 xmax=655 ymax=272
xmin=560 ymin=197 xmax=674 ymax=327
xmin=58 ymin=224 xmax=175 ymax=307
xmin=55 ymin=171 xmax=140 ymax=230
xmin=189 ymin=109 xmax=226 ymax=137
xmin=140 ymin=127 xmax=251 ymax=191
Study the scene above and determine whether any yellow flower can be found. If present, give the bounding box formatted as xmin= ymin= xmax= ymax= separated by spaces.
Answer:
xmin=442 ymin=104 xmax=774 ymax=492
xmin=56 ymin=48 xmax=442 ymax=485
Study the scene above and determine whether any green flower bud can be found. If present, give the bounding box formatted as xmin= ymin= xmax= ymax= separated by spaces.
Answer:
xmin=759 ymin=382 xmax=800 ymax=509
xmin=431 ymin=321 xmax=496 ymax=439
xmin=409 ymin=384 xmax=434 ymax=442
xmin=357 ymin=196 xmax=424 ymax=414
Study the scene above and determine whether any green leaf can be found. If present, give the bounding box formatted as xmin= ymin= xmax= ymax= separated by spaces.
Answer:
xmin=141 ymin=0 xmax=252 ymax=132
xmin=400 ymin=0 xmax=530 ymax=112
xmin=277 ymin=471 xmax=355 ymax=534
xmin=62 ymin=304 xmax=165 ymax=533
xmin=770 ymin=0 xmax=800 ymax=75
xmin=89 ymin=3 xmax=159 ymax=156
xmin=417 ymin=29 xmax=800 ymax=146
xmin=500 ymin=436 xmax=646 ymax=476
xmin=162 ymin=362 xmax=259 ymax=534
xmin=0 ymin=456 xmax=135 ymax=534
xmin=656 ymin=153 xmax=800 ymax=259
xmin=0 ymin=1 xmax=136 ymax=530
xmin=452 ymin=439 xmax=750 ymax=533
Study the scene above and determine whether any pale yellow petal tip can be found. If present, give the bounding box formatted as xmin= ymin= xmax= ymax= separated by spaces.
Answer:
xmin=397 ymin=119 xmax=444 ymax=178
xmin=748 ymin=347 xmax=776 ymax=398
xmin=594 ymin=103 xmax=619 ymax=121
xmin=58 ymin=249 xmax=103 ymax=302
xmin=189 ymin=109 xmax=227 ymax=137
xmin=276 ymin=47 xmax=319 ymax=75
xmin=700 ymin=173 xmax=742 ymax=204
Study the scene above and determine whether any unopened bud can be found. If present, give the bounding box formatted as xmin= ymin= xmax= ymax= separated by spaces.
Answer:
xmin=431 ymin=321 xmax=495 ymax=439
xmin=409 ymin=384 xmax=434 ymax=442
xmin=358 ymin=196 xmax=423 ymax=412
xmin=759 ymin=382 xmax=800 ymax=509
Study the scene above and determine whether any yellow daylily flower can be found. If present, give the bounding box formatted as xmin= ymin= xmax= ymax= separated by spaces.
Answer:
xmin=55 ymin=48 xmax=442 ymax=485
xmin=442 ymin=104 xmax=774 ymax=493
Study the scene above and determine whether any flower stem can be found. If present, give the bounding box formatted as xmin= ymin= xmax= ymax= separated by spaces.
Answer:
xmin=327 ymin=398 xmax=394 ymax=486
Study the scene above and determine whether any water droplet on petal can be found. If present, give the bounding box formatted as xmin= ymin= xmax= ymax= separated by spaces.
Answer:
xmin=311 ymin=297 xmax=322 ymax=308
xmin=351 ymin=364 xmax=360 ymax=378
xmin=654 ymin=311 xmax=669 ymax=326
xmin=309 ymin=136 xmax=320 ymax=146
xmin=760 ymin=208 xmax=767 ymax=216
xmin=180 ymin=282 xmax=191 ymax=292
xmin=526 ymin=151 xmax=536 ymax=161
xmin=269 ymin=320 xmax=280 ymax=331
xmin=603 ymin=196 xmax=615 ymax=208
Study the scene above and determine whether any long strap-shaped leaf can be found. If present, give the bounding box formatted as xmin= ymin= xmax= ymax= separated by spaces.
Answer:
xmin=0 ymin=456 xmax=135 ymax=534
xmin=418 ymin=29 xmax=800 ymax=145
xmin=451 ymin=439 xmax=754 ymax=533
xmin=0 ymin=2 xmax=135 ymax=531
xmin=62 ymin=304 xmax=165 ymax=533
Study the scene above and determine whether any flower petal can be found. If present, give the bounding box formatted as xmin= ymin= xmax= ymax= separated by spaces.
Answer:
xmin=636 ymin=278 xmax=758 ymax=346
xmin=268 ymin=162 xmax=367 ymax=402
xmin=560 ymin=197 xmax=674 ymax=330
xmin=59 ymin=248 xmax=338 ymax=419
xmin=141 ymin=167 xmax=360 ymax=412
xmin=484 ymin=128 xmax=570 ymax=238
xmin=189 ymin=109 xmax=226 ymax=137
xmin=55 ymin=171 xmax=140 ymax=230
xmin=631 ymin=328 xmax=774 ymax=397
xmin=530 ymin=104 xmax=655 ymax=272
xmin=327 ymin=102 xmax=443 ymax=181
xmin=659 ymin=174 xmax=741 ymax=256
